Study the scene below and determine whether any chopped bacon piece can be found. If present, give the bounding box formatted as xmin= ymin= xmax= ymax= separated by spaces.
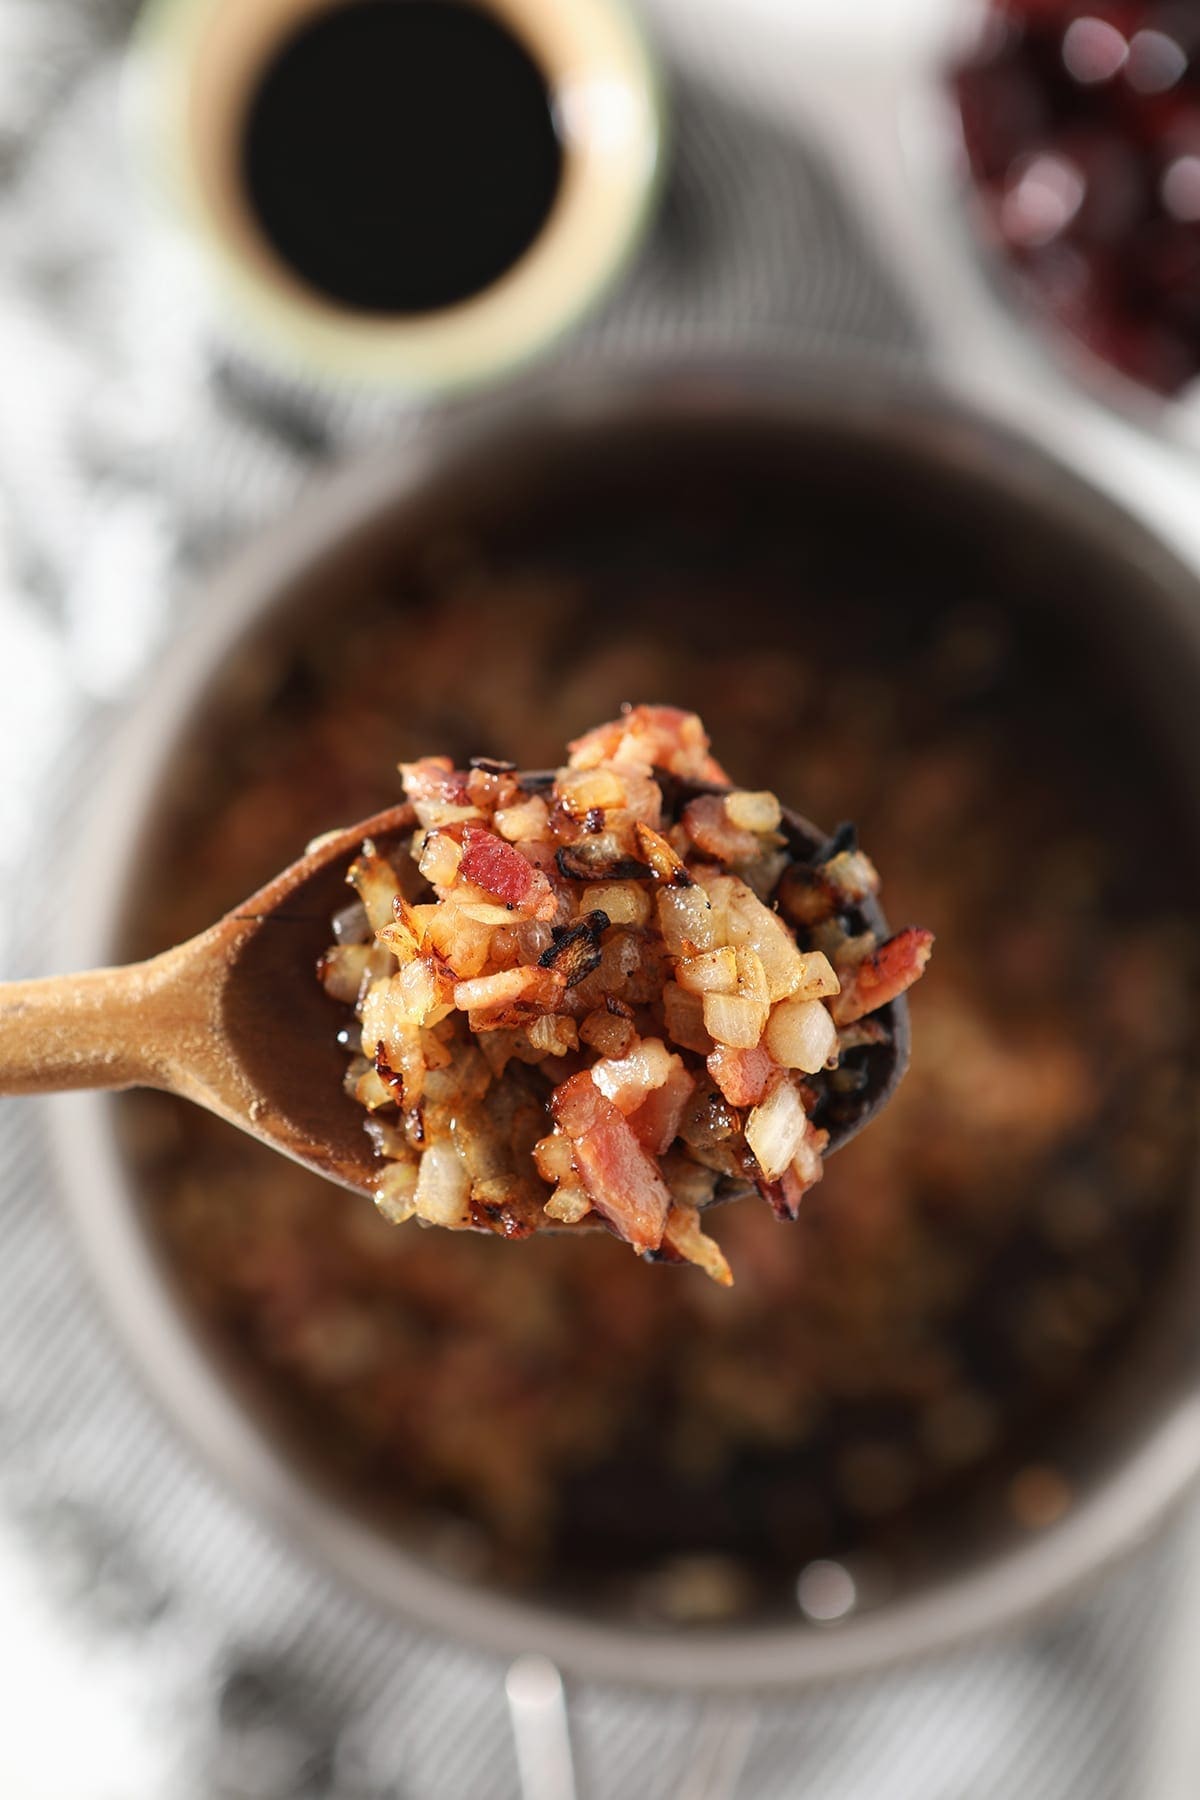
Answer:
xmin=400 ymin=757 xmax=471 ymax=807
xmin=707 ymin=1043 xmax=778 ymax=1108
xmin=567 ymin=705 xmax=731 ymax=784
xmin=681 ymin=794 xmax=762 ymax=865
xmin=459 ymin=825 xmax=556 ymax=919
xmin=627 ymin=1061 xmax=696 ymax=1155
xmin=756 ymin=1162 xmax=812 ymax=1221
xmin=550 ymin=1072 xmax=672 ymax=1252
xmin=830 ymin=927 xmax=935 ymax=1026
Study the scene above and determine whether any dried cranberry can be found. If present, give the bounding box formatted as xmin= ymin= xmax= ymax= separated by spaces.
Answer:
xmin=952 ymin=0 xmax=1200 ymax=395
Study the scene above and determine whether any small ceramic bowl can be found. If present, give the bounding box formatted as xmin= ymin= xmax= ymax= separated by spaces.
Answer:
xmin=128 ymin=0 xmax=662 ymax=390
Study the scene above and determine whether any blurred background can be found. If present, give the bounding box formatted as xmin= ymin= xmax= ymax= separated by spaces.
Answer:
xmin=1 ymin=1 xmax=1200 ymax=1796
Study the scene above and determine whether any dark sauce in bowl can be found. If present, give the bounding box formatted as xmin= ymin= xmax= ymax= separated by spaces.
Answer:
xmin=115 ymin=412 xmax=1200 ymax=1626
xmin=241 ymin=0 xmax=563 ymax=315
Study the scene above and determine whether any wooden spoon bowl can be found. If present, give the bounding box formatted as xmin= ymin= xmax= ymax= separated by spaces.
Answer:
xmin=0 ymin=784 xmax=909 ymax=1219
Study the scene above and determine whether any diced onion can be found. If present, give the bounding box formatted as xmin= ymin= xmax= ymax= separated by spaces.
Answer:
xmin=580 ymin=882 xmax=652 ymax=928
xmin=733 ymin=946 xmax=769 ymax=1005
xmin=591 ymin=1038 xmax=677 ymax=1112
xmin=791 ymin=951 xmax=841 ymax=1001
xmin=364 ymin=1116 xmax=411 ymax=1159
xmin=318 ymin=943 xmax=372 ymax=1005
xmin=421 ymin=905 xmax=493 ymax=978
xmin=663 ymin=982 xmax=714 ymax=1054
xmin=676 ymin=947 xmax=738 ymax=995
xmin=354 ymin=1065 xmax=397 ymax=1113
xmin=792 ymin=1119 xmax=827 ymax=1185
xmin=374 ymin=1160 xmax=418 ymax=1225
xmin=457 ymin=902 xmax=518 ymax=925
xmin=534 ymin=1131 xmax=577 ymax=1184
xmin=454 ymin=966 xmax=548 ymax=1012
xmin=493 ymin=796 xmax=550 ymax=842
xmin=360 ymin=982 xmax=425 ymax=1058
xmin=414 ymin=1142 xmax=471 ymax=1228
xmin=557 ymin=767 xmax=627 ymax=813
xmin=407 ymin=902 xmax=440 ymax=939
xmin=424 ymin=1044 xmax=491 ymax=1105
xmin=823 ymin=848 xmax=881 ymax=905
xmin=764 ymin=996 xmax=838 ymax=1073
xmin=375 ymin=921 xmax=419 ymax=966
xmin=724 ymin=883 xmax=806 ymax=1002
xmin=656 ymin=886 xmax=719 ymax=955
xmin=745 ymin=1079 xmax=809 ymax=1179
xmin=403 ymin=959 xmax=450 ymax=1025
xmin=702 ymin=992 xmax=769 ymax=1049
xmin=412 ymin=801 xmax=481 ymax=831
xmin=724 ymin=790 xmax=782 ymax=834
xmin=739 ymin=848 xmax=790 ymax=903
xmin=579 ymin=1007 xmax=636 ymax=1058
xmin=347 ymin=849 xmax=403 ymax=933
xmin=418 ymin=831 xmax=463 ymax=888
xmin=528 ymin=1014 xmax=579 ymax=1056
xmin=544 ymin=1184 xmax=593 ymax=1225
xmin=330 ymin=900 xmax=371 ymax=946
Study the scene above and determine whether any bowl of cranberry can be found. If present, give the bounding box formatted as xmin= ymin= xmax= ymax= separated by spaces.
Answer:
xmin=953 ymin=1 xmax=1200 ymax=404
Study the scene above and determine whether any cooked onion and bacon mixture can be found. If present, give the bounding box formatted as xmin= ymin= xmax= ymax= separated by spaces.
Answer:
xmin=320 ymin=707 xmax=931 ymax=1283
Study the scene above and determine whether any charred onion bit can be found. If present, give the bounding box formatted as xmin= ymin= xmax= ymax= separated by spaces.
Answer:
xmin=322 ymin=705 xmax=932 ymax=1282
xmin=539 ymin=911 xmax=611 ymax=987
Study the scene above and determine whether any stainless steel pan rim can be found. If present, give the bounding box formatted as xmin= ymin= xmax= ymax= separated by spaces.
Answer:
xmin=48 ymin=359 xmax=1200 ymax=1691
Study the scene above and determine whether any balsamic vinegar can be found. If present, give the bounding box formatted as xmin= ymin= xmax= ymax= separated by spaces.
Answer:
xmin=241 ymin=0 xmax=564 ymax=315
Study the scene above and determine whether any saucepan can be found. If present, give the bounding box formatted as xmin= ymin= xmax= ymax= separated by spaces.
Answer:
xmin=49 ymin=362 xmax=1200 ymax=1689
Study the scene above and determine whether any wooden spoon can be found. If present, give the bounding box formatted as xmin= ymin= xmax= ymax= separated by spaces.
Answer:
xmin=0 ymin=788 xmax=910 ymax=1215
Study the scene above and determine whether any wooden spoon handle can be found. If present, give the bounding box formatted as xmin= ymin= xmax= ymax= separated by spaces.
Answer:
xmin=0 ymin=962 xmax=171 ymax=1095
